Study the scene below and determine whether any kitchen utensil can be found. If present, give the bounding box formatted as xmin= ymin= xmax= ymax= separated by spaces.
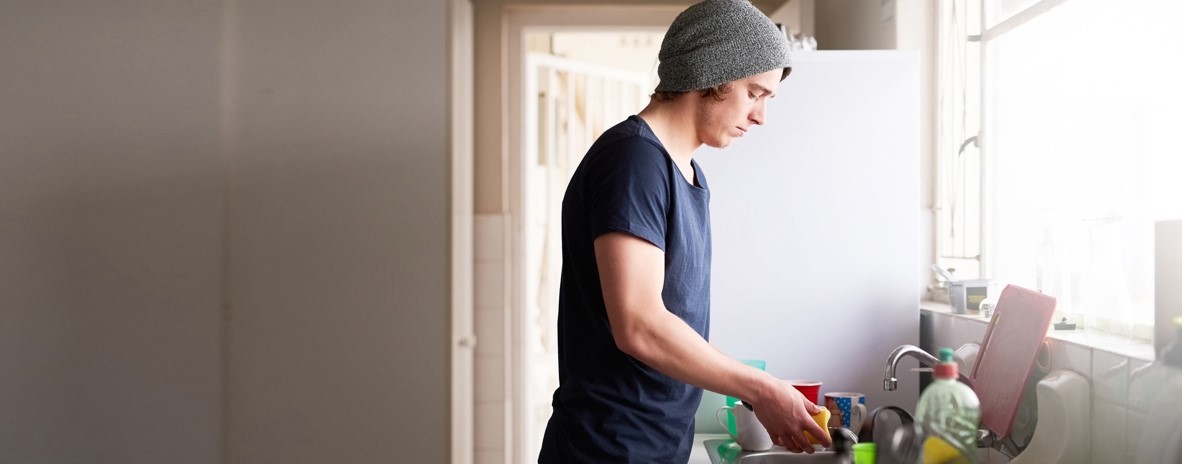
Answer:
xmin=970 ymin=284 xmax=1057 ymax=438
xmin=853 ymin=405 xmax=925 ymax=464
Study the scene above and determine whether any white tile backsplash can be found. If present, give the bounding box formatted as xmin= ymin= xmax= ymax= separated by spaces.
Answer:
xmin=474 ymin=308 xmax=504 ymax=357
xmin=1048 ymin=339 xmax=1093 ymax=376
xmin=1091 ymin=399 xmax=1127 ymax=464
xmin=475 ymin=355 xmax=505 ymax=402
xmin=1128 ymin=357 xmax=1151 ymax=380
xmin=475 ymin=214 xmax=505 ymax=262
xmin=474 ymin=262 xmax=505 ymax=310
xmin=1092 ymin=350 xmax=1130 ymax=406
xmin=1125 ymin=410 xmax=1146 ymax=464
xmin=475 ymin=450 xmax=505 ymax=464
xmin=475 ymin=401 xmax=507 ymax=450
xmin=474 ymin=213 xmax=509 ymax=462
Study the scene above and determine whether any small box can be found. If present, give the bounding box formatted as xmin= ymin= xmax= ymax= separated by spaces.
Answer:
xmin=949 ymin=279 xmax=990 ymax=314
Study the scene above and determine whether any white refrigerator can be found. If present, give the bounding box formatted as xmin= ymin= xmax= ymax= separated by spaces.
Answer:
xmin=695 ymin=50 xmax=921 ymax=430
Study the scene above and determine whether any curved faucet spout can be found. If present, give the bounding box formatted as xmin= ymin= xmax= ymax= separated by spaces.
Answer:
xmin=883 ymin=344 xmax=973 ymax=391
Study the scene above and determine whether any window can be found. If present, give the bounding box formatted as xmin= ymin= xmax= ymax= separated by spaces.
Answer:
xmin=937 ymin=0 xmax=1182 ymax=339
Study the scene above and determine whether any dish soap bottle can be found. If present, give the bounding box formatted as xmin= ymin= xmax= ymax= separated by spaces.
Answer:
xmin=915 ymin=347 xmax=981 ymax=464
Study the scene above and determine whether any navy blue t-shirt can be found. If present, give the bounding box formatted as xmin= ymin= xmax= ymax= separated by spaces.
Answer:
xmin=538 ymin=116 xmax=712 ymax=463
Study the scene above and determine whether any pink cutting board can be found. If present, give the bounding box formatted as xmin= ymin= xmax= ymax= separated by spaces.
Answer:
xmin=969 ymin=284 xmax=1057 ymax=438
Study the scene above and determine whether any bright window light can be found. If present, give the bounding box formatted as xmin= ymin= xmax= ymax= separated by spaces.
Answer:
xmin=941 ymin=0 xmax=1182 ymax=339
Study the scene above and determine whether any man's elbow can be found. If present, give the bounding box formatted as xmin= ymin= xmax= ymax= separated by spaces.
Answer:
xmin=611 ymin=325 xmax=655 ymax=362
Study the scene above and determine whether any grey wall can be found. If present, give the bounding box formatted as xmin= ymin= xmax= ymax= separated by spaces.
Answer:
xmin=1 ymin=2 xmax=223 ymax=462
xmin=1 ymin=1 xmax=451 ymax=462
xmin=225 ymin=0 xmax=450 ymax=462
xmin=814 ymin=0 xmax=897 ymax=50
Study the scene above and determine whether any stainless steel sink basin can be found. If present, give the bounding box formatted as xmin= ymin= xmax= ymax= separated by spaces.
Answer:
xmin=704 ymin=439 xmax=841 ymax=464
xmin=738 ymin=451 xmax=841 ymax=464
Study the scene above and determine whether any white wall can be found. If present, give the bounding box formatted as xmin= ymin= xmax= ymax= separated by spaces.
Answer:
xmin=1 ymin=1 xmax=454 ymax=462
xmin=701 ymin=51 xmax=922 ymax=421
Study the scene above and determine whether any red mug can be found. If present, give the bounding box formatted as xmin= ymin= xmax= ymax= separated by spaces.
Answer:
xmin=786 ymin=379 xmax=822 ymax=404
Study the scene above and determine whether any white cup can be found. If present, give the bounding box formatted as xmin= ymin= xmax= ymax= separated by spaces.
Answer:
xmin=716 ymin=401 xmax=773 ymax=451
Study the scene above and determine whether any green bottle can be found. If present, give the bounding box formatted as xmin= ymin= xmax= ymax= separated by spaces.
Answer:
xmin=914 ymin=348 xmax=981 ymax=464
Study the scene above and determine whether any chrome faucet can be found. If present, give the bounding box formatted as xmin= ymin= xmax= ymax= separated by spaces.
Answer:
xmin=883 ymin=344 xmax=973 ymax=391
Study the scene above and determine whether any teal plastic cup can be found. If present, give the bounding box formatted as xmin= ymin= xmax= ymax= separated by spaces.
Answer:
xmin=725 ymin=359 xmax=767 ymax=435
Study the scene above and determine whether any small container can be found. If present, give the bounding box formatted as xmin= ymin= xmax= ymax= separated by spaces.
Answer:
xmin=948 ymin=279 xmax=990 ymax=314
xmin=725 ymin=359 xmax=767 ymax=434
xmin=852 ymin=442 xmax=875 ymax=464
xmin=978 ymin=296 xmax=996 ymax=319
xmin=978 ymin=283 xmax=1001 ymax=319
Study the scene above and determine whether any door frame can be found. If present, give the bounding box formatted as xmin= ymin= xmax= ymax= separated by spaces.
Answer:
xmin=449 ymin=1 xmax=475 ymax=464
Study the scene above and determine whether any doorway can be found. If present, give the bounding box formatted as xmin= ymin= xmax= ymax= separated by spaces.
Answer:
xmin=517 ymin=29 xmax=661 ymax=460
xmin=468 ymin=3 xmax=821 ymax=463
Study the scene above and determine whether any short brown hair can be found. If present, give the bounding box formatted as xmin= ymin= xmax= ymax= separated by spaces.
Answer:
xmin=651 ymin=82 xmax=734 ymax=103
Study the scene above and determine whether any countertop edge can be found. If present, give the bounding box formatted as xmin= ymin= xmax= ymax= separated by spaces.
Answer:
xmin=920 ymin=300 xmax=1155 ymax=362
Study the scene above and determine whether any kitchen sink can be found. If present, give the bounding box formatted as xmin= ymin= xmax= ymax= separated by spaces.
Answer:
xmin=704 ymin=439 xmax=842 ymax=464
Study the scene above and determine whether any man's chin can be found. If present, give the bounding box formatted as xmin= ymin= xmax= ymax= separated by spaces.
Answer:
xmin=704 ymin=138 xmax=733 ymax=149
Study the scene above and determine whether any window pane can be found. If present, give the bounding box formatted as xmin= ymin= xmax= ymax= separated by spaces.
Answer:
xmin=937 ymin=0 xmax=983 ymax=266
xmin=984 ymin=0 xmax=1039 ymax=29
xmin=987 ymin=0 xmax=1182 ymax=330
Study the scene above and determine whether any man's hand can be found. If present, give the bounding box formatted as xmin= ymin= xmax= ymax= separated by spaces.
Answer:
xmin=749 ymin=380 xmax=832 ymax=453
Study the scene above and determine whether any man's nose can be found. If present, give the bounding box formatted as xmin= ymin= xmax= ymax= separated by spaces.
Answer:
xmin=750 ymin=99 xmax=767 ymax=125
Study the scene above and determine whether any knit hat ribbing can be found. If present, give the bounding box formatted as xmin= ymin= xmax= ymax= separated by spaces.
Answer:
xmin=655 ymin=0 xmax=792 ymax=93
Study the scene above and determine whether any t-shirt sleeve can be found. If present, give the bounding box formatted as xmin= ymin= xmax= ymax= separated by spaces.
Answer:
xmin=583 ymin=139 xmax=670 ymax=250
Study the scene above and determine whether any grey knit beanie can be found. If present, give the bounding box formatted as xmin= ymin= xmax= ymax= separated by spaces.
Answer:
xmin=655 ymin=0 xmax=792 ymax=92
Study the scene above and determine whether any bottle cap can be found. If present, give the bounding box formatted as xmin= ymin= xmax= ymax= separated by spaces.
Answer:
xmin=934 ymin=347 xmax=958 ymax=379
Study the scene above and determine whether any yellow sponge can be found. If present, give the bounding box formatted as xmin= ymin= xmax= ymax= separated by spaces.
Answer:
xmin=805 ymin=408 xmax=831 ymax=445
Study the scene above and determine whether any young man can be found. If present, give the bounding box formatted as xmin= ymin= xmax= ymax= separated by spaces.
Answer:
xmin=537 ymin=1 xmax=830 ymax=462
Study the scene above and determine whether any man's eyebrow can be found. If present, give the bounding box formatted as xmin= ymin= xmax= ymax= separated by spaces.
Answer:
xmin=751 ymin=83 xmax=775 ymax=98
